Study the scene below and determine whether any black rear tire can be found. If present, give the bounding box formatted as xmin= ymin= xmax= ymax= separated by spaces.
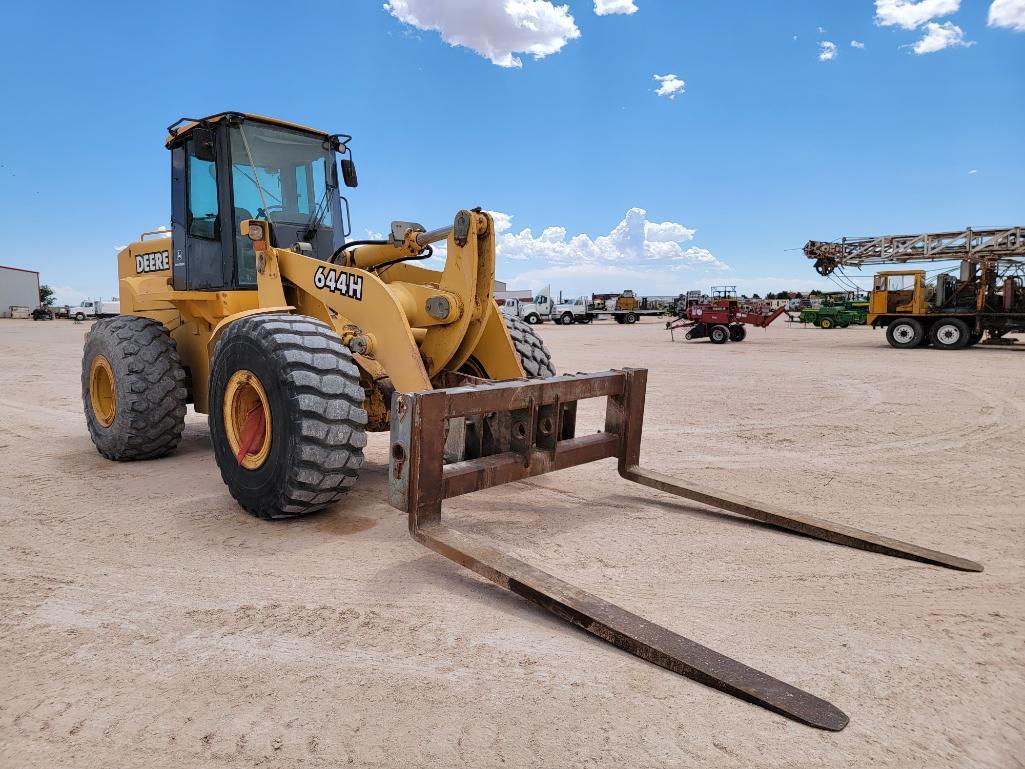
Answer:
xmin=930 ymin=318 xmax=970 ymax=350
xmin=624 ymin=313 xmax=638 ymax=324
xmin=82 ymin=315 xmax=187 ymax=461
xmin=729 ymin=324 xmax=747 ymax=342
xmin=208 ymin=314 xmax=367 ymax=519
xmin=709 ymin=324 xmax=730 ymax=344
xmin=886 ymin=318 xmax=924 ymax=349
xmin=503 ymin=314 xmax=556 ymax=377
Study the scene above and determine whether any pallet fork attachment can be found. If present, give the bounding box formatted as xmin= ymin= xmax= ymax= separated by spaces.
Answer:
xmin=387 ymin=369 xmax=981 ymax=730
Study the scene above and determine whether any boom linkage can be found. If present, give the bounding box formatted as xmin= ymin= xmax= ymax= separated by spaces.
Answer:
xmin=387 ymin=368 xmax=981 ymax=730
xmin=806 ymin=227 xmax=1025 ymax=275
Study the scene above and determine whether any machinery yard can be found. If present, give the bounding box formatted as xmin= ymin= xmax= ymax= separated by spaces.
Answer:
xmin=1 ymin=317 xmax=1022 ymax=768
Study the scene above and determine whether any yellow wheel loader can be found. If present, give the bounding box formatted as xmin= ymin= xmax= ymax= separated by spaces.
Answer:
xmin=82 ymin=112 xmax=981 ymax=730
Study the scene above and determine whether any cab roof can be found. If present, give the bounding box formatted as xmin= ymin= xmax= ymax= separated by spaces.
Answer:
xmin=165 ymin=112 xmax=342 ymax=149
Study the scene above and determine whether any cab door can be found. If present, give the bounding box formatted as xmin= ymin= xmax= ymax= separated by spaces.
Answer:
xmin=870 ymin=275 xmax=888 ymax=315
xmin=171 ymin=129 xmax=227 ymax=291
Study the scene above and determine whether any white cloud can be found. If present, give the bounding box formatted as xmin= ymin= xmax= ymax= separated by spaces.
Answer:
xmin=818 ymin=41 xmax=838 ymax=60
xmin=851 ymin=39 xmax=866 ymax=48
xmin=817 ymin=26 xmax=827 ymax=33
xmin=911 ymin=21 xmax=973 ymax=52
xmin=488 ymin=211 xmax=513 ymax=234
xmin=875 ymin=0 xmax=960 ymax=29
xmin=653 ymin=73 xmax=685 ymax=99
xmin=494 ymin=208 xmax=726 ymax=273
xmin=594 ymin=0 xmax=637 ymax=15
xmin=383 ymin=0 xmax=580 ymax=68
xmin=988 ymin=0 xmax=1025 ymax=31
xmin=968 ymin=169 xmax=978 ymax=174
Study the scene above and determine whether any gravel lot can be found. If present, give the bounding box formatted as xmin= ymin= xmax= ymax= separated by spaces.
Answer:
xmin=1 ymin=317 xmax=1022 ymax=768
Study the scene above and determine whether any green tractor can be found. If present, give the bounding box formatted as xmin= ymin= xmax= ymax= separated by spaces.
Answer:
xmin=798 ymin=298 xmax=868 ymax=329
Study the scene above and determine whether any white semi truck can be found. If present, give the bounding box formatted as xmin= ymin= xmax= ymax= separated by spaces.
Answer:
xmin=72 ymin=299 xmax=121 ymax=321
xmin=499 ymin=287 xmax=586 ymax=325
xmin=500 ymin=286 xmax=665 ymax=325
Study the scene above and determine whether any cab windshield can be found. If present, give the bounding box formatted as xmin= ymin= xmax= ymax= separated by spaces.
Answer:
xmin=229 ymin=124 xmax=335 ymax=229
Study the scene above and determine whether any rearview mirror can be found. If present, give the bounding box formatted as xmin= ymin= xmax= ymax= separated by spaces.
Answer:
xmin=340 ymin=158 xmax=358 ymax=188
xmin=193 ymin=127 xmax=216 ymax=162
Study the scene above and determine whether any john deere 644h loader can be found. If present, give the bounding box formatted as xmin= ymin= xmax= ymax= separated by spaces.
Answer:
xmin=82 ymin=112 xmax=980 ymax=730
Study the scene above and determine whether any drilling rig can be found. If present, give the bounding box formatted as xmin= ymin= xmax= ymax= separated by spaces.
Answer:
xmin=805 ymin=227 xmax=1025 ymax=349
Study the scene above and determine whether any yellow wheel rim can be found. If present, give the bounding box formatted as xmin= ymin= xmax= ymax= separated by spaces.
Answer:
xmin=223 ymin=369 xmax=272 ymax=470
xmin=89 ymin=355 xmax=117 ymax=427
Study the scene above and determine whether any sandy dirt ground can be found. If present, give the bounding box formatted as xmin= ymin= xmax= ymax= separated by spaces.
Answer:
xmin=1 ymin=317 xmax=1022 ymax=769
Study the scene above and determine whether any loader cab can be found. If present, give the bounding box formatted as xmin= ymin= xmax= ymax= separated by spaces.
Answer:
xmin=166 ymin=113 xmax=354 ymax=292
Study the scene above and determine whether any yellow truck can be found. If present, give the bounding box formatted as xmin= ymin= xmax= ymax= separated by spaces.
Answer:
xmin=868 ymin=266 xmax=1024 ymax=349
xmin=805 ymin=229 xmax=1025 ymax=349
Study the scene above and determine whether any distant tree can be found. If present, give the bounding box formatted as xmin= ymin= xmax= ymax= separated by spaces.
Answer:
xmin=39 ymin=284 xmax=55 ymax=307
xmin=752 ymin=293 xmax=761 ymax=299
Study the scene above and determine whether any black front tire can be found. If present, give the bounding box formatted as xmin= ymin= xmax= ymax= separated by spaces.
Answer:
xmin=503 ymin=314 xmax=556 ymax=377
xmin=886 ymin=318 xmax=924 ymax=349
xmin=729 ymin=324 xmax=747 ymax=342
xmin=709 ymin=324 xmax=730 ymax=344
xmin=82 ymin=316 xmax=187 ymax=461
xmin=208 ymin=314 xmax=368 ymax=519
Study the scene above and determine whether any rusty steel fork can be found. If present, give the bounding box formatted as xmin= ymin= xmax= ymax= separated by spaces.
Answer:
xmin=387 ymin=369 xmax=981 ymax=730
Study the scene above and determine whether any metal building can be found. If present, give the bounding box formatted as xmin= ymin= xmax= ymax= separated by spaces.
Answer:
xmin=0 ymin=265 xmax=40 ymax=318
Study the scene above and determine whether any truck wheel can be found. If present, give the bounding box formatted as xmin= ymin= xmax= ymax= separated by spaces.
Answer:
xmin=82 ymin=315 xmax=187 ymax=461
xmin=886 ymin=318 xmax=924 ymax=349
xmin=966 ymin=331 xmax=982 ymax=347
xmin=624 ymin=313 xmax=638 ymax=324
xmin=74 ymin=312 xmax=86 ymax=321
xmin=709 ymin=324 xmax=730 ymax=344
xmin=820 ymin=317 xmax=834 ymax=329
xmin=525 ymin=313 xmax=541 ymax=325
xmin=560 ymin=312 xmax=574 ymax=325
xmin=930 ymin=318 xmax=970 ymax=350
xmin=503 ymin=314 xmax=556 ymax=377
xmin=208 ymin=314 xmax=367 ymax=519
xmin=729 ymin=324 xmax=747 ymax=342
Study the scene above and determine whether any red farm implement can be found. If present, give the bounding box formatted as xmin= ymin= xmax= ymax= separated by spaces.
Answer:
xmin=667 ymin=286 xmax=787 ymax=343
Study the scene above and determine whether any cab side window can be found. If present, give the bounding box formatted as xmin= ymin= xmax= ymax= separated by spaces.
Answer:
xmin=187 ymin=140 xmax=220 ymax=240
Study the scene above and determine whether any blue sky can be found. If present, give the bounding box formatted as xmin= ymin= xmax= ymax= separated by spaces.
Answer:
xmin=0 ymin=0 xmax=1022 ymax=304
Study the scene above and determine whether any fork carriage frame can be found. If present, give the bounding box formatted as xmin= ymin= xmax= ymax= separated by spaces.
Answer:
xmin=387 ymin=368 xmax=981 ymax=730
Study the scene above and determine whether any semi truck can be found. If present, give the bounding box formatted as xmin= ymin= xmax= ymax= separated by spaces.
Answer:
xmin=500 ymin=287 xmax=663 ymax=325
xmin=72 ymin=298 xmax=121 ymax=321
